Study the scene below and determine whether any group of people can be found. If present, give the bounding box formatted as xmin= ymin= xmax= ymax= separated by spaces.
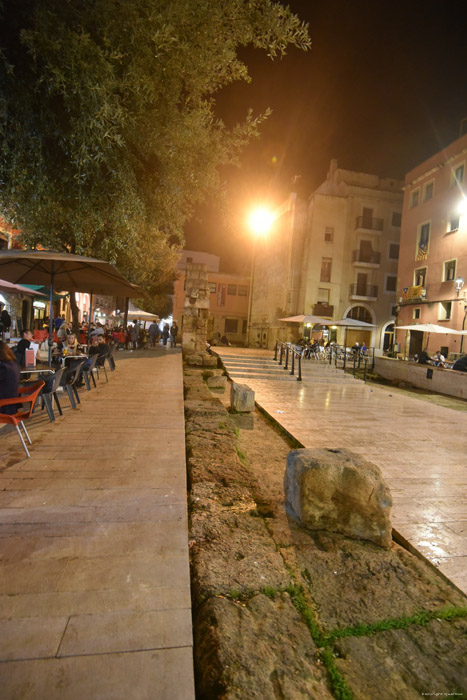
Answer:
xmin=415 ymin=349 xmax=467 ymax=371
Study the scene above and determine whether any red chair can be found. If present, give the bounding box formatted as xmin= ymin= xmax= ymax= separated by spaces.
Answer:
xmin=0 ymin=381 xmax=45 ymax=458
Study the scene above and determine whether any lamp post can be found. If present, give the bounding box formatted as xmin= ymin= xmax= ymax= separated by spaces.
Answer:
xmin=246 ymin=207 xmax=273 ymax=347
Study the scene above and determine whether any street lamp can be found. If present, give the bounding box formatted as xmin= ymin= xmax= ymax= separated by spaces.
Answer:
xmin=246 ymin=207 xmax=274 ymax=347
xmin=454 ymin=276 xmax=464 ymax=296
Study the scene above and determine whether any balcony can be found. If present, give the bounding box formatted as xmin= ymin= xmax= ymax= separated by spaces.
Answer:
xmin=349 ymin=283 xmax=378 ymax=300
xmin=355 ymin=216 xmax=384 ymax=233
xmin=352 ymin=249 xmax=381 ymax=266
xmin=313 ymin=303 xmax=334 ymax=317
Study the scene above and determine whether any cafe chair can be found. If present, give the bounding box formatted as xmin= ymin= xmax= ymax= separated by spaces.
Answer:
xmin=82 ymin=354 xmax=98 ymax=390
xmin=60 ymin=360 xmax=86 ymax=409
xmin=95 ymin=354 xmax=109 ymax=382
xmin=40 ymin=367 xmax=65 ymax=422
xmin=0 ymin=380 xmax=45 ymax=458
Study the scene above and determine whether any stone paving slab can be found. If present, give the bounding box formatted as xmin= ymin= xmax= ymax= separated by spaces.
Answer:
xmin=0 ymin=350 xmax=195 ymax=699
xmin=216 ymin=347 xmax=467 ymax=595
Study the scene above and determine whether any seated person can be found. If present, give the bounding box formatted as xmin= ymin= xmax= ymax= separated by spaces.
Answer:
xmin=14 ymin=329 xmax=34 ymax=366
xmin=0 ymin=340 xmax=20 ymax=414
xmin=452 ymin=355 xmax=467 ymax=372
xmin=431 ymin=350 xmax=445 ymax=367
xmin=62 ymin=333 xmax=84 ymax=357
xmin=417 ymin=350 xmax=431 ymax=365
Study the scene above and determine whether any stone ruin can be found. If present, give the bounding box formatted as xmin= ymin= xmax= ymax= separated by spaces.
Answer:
xmin=284 ymin=447 xmax=393 ymax=548
xmin=182 ymin=262 xmax=210 ymax=353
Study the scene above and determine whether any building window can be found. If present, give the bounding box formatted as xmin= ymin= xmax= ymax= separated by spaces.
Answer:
xmin=444 ymin=260 xmax=456 ymax=282
xmin=317 ymin=288 xmax=330 ymax=303
xmin=413 ymin=308 xmax=421 ymax=320
xmin=388 ymin=243 xmax=399 ymax=260
xmin=439 ymin=301 xmax=452 ymax=321
xmin=238 ymin=285 xmax=248 ymax=296
xmin=414 ymin=267 xmax=427 ymax=286
xmin=224 ymin=318 xmax=238 ymax=333
xmin=320 ymin=257 xmax=332 ymax=283
xmin=449 ymin=215 xmax=460 ymax=232
xmin=227 ymin=284 xmax=237 ymax=295
xmin=242 ymin=319 xmax=247 ymax=334
xmin=210 ymin=283 xmax=217 ymax=294
xmin=452 ymin=163 xmax=465 ymax=186
xmin=416 ymin=222 xmax=430 ymax=259
xmin=186 ymin=256 xmax=193 ymax=263
xmin=410 ymin=189 xmax=420 ymax=208
xmin=386 ymin=276 xmax=397 ymax=292
xmin=324 ymin=227 xmax=334 ymax=242
xmin=423 ymin=181 xmax=434 ymax=201
xmin=391 ymin=305 xmax=398 ymax=316
xmin=391 ymin=212 xmax=402 ymax=227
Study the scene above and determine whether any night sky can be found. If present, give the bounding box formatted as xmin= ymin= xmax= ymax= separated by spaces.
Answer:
xmin=184 ymin=0 xmax=467 ymax=272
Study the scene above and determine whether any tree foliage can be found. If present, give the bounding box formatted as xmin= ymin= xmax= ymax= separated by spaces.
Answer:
xmin=0 ymin=0 xmax=309 ymax=308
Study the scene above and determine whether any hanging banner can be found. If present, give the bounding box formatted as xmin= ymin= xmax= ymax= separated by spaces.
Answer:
xmin=217 ymin=283 xmax=226 ymax=307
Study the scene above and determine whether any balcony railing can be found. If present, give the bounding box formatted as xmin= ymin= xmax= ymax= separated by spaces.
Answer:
xmin=355 ymin=216 xmax=384 ymax=231
xmin=349 ymin=283 xmax=378 ymax=299
xmin=313 ymin=303 xmax=334 ymax=317
xmin=352 ymin=250 xmax=381 ymax=265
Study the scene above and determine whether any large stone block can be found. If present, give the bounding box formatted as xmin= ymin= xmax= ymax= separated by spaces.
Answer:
xmin=206 ymin=375 xmax=226 ymax=390
xmin=284 ymin=448 xmax=392 ymax=548
xmin=230 ymin=383 xmax=255 ymax=413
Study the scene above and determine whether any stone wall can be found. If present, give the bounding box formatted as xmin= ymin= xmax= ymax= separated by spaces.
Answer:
xmin=182 ymin=263 xmax=210 ymax=352
xmin=374 ymin=357 xmax=467 ymax=399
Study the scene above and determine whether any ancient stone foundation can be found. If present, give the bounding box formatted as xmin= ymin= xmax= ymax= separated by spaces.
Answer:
xmin=284 ymin=447 xmax=393 ymax=548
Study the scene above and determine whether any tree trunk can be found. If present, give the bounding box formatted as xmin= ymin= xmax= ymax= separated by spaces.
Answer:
xmin=69 ymin=293 xmax=80 ymax=336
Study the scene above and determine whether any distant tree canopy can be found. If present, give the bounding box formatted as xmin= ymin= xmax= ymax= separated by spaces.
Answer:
xmin=0 ymin=0 xmax=309 ymax=309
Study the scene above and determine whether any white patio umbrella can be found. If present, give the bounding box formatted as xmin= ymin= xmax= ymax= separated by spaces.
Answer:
xmin=279 ymin=314 xmax=330 ymax=324
xmin=332 ymin=318 xmax=376 ymax=328
xmin=396 ymin=323 xmax=460 ymax=334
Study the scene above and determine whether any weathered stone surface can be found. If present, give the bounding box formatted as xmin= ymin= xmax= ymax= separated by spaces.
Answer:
xmin=206 ymin=375 xmax=226 ymax=390
xmin=202 ymin=354 xmax=218 ymax=368
xmin=334 ymin=619 xmax=467 ymax=699
xmin=230 ymin=382 xmax=255 ymax=413
xmin=195 ymin=595 xmax=333 ymax=700
xmin=184 ymin=352 xmax=204 ymax=366
xmin=284 ymin=448 xmax=392 ymax=548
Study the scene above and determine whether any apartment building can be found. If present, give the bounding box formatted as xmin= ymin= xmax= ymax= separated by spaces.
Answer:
xmin=249 ymin=161 xmax=403 ymax=350
xmin=173 ymin=250 xmax=250 ymax=345
xmin=396 ymin=133 xmax=467 ymax=358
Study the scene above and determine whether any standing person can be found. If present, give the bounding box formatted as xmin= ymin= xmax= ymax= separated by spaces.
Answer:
xmin=118 ymin=326 xmax=126 ymax=350
xmin=0 ymin=340 xmax=20 ymax=414
xmin=170 ymin=321 xmax=179 ymax=347
xmin=162 ymin=323 xmax=170 ymax=346
xmin=148 ymin=322 xmax=160 ymax=347
xmin=0 ymin=303 xmax=11 ymax=336
xmin=131 ymin=322 xmax=140 ymax=350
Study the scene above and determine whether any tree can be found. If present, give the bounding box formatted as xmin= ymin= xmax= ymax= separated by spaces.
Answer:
xmin=0 ymin=0 xmax=310 ymax=312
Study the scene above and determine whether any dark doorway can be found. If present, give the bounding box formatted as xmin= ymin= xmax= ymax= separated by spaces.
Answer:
xmin=409 ymin=330 xmax=424 ymax=357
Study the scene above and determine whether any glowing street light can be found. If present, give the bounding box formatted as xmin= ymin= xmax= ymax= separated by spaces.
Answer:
xmin=248 ymin=207 xmax=274 ymax=237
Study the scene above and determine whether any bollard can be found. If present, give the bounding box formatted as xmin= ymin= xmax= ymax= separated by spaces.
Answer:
xmin=284 ymin=345 xmax=289 ymax=370
xmin=274 ymin=341 xmax=278 ymax=362
xmin=290 ymin=350 xmax=295 ymax=376
xmin=297 ymin=352 xmax=302 ymax=381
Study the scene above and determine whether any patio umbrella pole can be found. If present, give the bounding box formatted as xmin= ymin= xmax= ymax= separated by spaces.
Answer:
xmin=87 ymin=291 xmax=94 ymax=348
xmin=48 ymin=263 xmax=55 ymax=365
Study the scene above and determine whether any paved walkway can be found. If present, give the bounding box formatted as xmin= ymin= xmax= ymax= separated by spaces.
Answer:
xmin=216 ymin=347 xmax=467 ymax=595
xmin=0 ymin=350 xmax=195 ymax=700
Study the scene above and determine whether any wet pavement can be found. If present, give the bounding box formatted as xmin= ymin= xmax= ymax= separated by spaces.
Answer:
xmin=216 ymin=347 xmax=467 ymax=596
xmin=0 ymin=349 xmax=195 ymax=700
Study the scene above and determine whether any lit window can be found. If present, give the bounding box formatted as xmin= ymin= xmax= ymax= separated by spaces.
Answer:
xmin=227 ymin=284 xmax=237 ymax=295
xmin=444 ymin=260 xmax=456 ymax=282
xmin=439 ymin=301 xmax=452 ymax=321
xmin=414 ymin=267 xmax=426 ymax=286
xmin=410 ymin=190 xmax=420 ymax=208
xmin=324 ymin=227 xmax=334 ymax=242
xmin=423 ymin=181 xmax=434 ymax=201
xmin=238 ymin=285 xmax=248 ymax=296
